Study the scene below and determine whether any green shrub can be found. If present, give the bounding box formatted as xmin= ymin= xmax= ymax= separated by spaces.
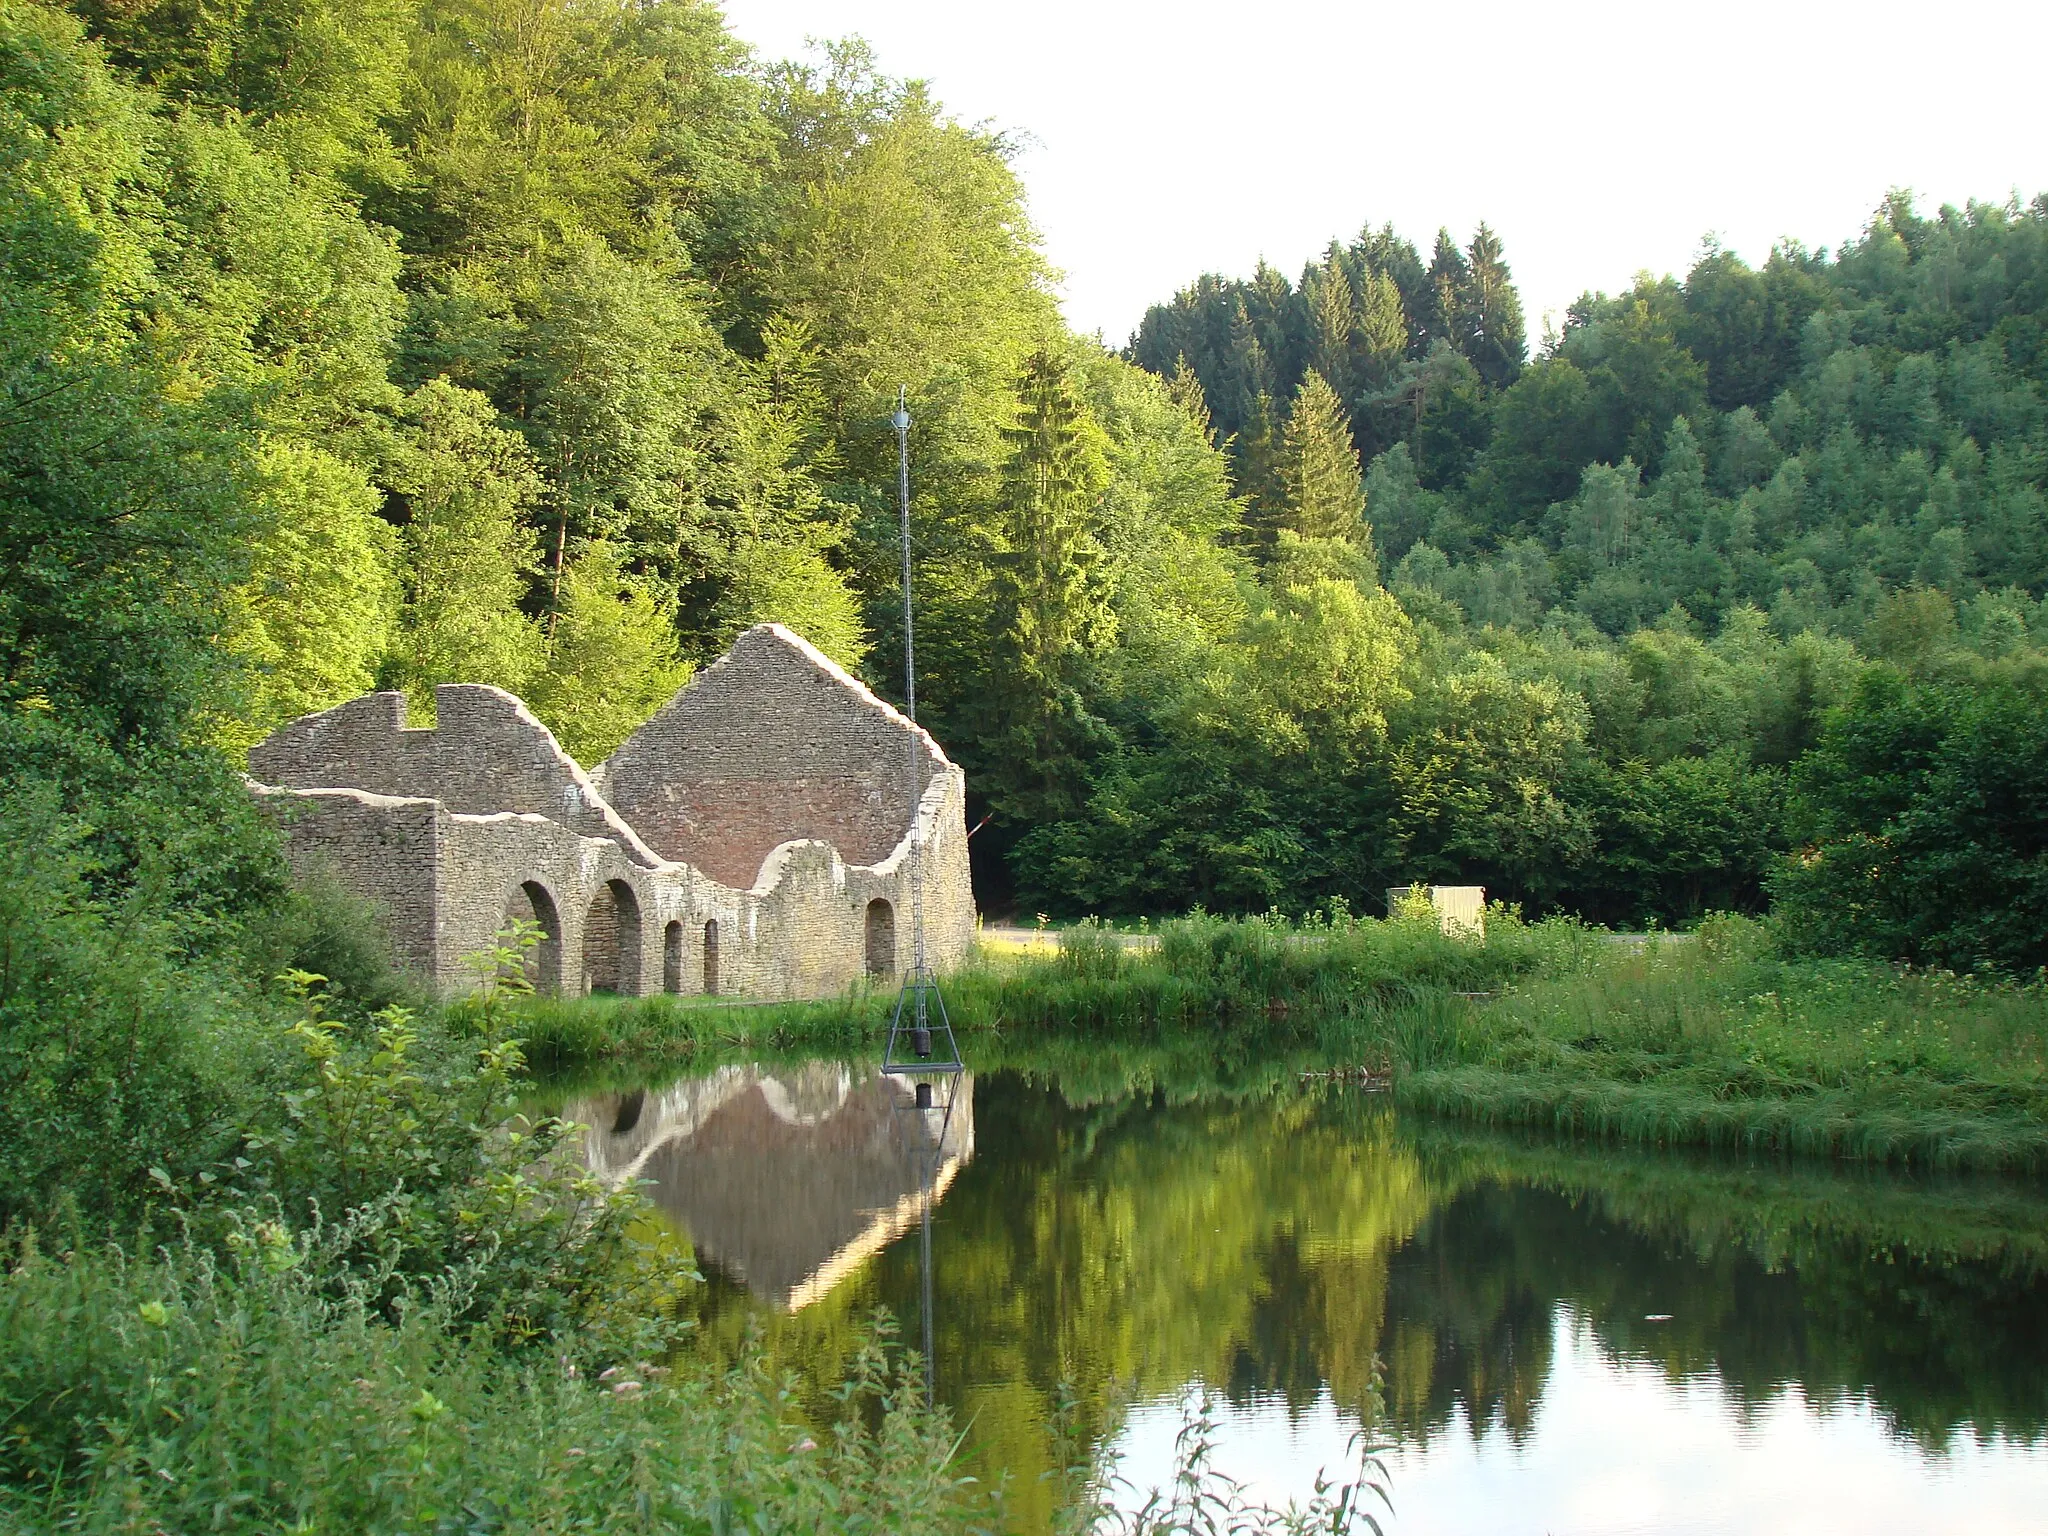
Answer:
xmin=0 ymin=789 xmax=265 ymax=1228
xmin=0 ymin=1231 xmax=974 ymax=1535
xmin=237 ymin=868 xmax=427 ymax=1020
xmin=1771 ymin=668 xmax=2048 ymax=971
xmin=204 ymin=929 xmax=683 ymax=1354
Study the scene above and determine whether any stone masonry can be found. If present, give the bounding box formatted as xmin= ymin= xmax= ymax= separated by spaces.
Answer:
xmin=247 ymin=625 xmax=977 ymax=1000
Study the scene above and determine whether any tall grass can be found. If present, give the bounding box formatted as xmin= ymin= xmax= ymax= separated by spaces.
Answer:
xmin=503 ymin=906 xmax=1590 ymax=1069
xmin=0 ymin=1229 xmax=973 ymax=1534
xmin=1388 ymin=917 xmax=2048 ymax=1171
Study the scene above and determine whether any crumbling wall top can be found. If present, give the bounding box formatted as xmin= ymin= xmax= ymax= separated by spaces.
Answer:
xmin=594 ymin=624 xmax=949 ymax=887
xmin=250 ymin=684 xmax=662 ymax=866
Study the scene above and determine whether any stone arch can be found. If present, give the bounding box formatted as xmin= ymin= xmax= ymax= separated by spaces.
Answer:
xmin=610 ymin=1089 xmax=646 ymax=1136
xmin=503 ymin=880 xmax=563 ymax=995
xmin=703 ymin=919 xmax=720 ymax=996
xmin=662 ymin=920 xmax=684 ymax=994
xmin=583 ymin=879 xmax=643 ymax=996
xmin=864 ymin=898 xmax=896 ymax=979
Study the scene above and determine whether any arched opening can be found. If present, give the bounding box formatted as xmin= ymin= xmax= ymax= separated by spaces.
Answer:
xmin=865 ymin=898 xmax=896 ymax=979
xmin=610 ymin=1089 xmax=646 ymax=1137
xmin=582 ymin=879 xmax=643 ymax=996
xmin=502 ymin=881 xmax=563 ymax=995
xmin=703 ymin=919 xmax=720 ymax=996
xmin=662 ymin=920 xmax=684 ymax=994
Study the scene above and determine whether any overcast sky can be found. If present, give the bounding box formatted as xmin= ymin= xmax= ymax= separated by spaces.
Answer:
xmin=717 ymin=1 xmax=2046 ymax=349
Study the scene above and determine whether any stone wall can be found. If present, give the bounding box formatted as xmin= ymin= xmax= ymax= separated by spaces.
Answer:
xmin=250 ymin=685 xmax=659 ymax=863
xmin=248 ymin=625 xmax=977 ymax=1001
xmin=595 ymin=625 xmax=945 ymax=888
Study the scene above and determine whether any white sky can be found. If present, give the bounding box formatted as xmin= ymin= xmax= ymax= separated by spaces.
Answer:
xmin=716 ymin=0 xmax=2048 ymax=349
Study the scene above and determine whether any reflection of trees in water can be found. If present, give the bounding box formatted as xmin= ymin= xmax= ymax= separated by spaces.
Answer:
xmin=1382 ymin=1187 xmax=1559 ymax=1442
xmin=659 ymin=1067 xmax=2048 ymax=1530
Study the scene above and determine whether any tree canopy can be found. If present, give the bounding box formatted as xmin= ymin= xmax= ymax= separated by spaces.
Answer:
xmin=8 ymin=0 xmax=2048 ymax=959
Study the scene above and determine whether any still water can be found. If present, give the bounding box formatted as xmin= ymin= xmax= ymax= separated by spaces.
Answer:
xmin=558 ymin=1061 xmax=2048 ymax=1533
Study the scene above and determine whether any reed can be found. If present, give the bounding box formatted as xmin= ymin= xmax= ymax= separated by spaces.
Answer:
xmin=504 ymin=910 xmax=2048 ymax=1172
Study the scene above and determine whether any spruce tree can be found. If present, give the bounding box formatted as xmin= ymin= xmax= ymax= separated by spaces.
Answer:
xmin=1424 ymin=228 xmax=1470 ymax=354
xmin=1460 ymin=223 xmax=1527 ymax=388
xmin=1166 ymin=354 xmax=1215 ymax=443
xmin=1353 ymin=268 xmax=1409 ymax=385
xmin=988 ymin=349 xmax=1113 ymax=819
xmin=1000 ymin=350 xmax=1113 ymax=686
xmin=1280 ymin=370 xmax=1367 ymax=544
xmin=1232 ymin=388 xmax=1287 ymax=546
xmin=1308 ymin=259 xmax=1354 ymax=402
xmin=1225 ymin=297 xmax=1276 ymax=424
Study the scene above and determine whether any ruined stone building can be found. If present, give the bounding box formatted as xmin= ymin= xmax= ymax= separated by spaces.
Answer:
xmin=247 ymin=624 xmax=977 ymax=1000
xmin=564 ymin=1065 xmax=973 ymax=1310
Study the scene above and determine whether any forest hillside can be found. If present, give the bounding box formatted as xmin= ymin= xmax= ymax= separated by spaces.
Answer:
xmin=5 ymin=0 xmax=2047 ymax=958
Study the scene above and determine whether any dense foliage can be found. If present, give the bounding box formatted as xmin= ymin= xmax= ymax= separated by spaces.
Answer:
xmin=13 ymin=0 xmax=2040 ymax=1520
xmin=1107 ymin=200 xmax=2048 ymax=934
xmin=6 ymin=0 xmax=2047 ymax=952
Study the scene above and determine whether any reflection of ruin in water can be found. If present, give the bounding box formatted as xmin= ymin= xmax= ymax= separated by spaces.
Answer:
xmin=569 ymin=1065 xmax=972 ymax=1310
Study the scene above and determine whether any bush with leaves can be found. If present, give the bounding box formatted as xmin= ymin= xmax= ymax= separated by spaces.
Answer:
xmin=1771 ymin=666 xmax=2048 ymax=970
xmin=0 ymin=1231 xmax=975 ymax=1535
xmin=0 ymin=783 xmax=268 ymax=1230
xmin=207 ymin=923 xmax=685 ymax=1356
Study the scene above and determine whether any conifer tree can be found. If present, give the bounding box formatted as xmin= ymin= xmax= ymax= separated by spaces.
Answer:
xmin=1657 ymin=416 xmax=1709 ymax=539
xmin=1166 ymin=354 xmax=1215 ymax=443
xmin=1353 ymin=268 xmax=1408 ymax=385
xmin=1232 ymin=389 xmax=1288 ymax=544
xmin=1000 ymin=350 xmax=1113 ymax=685
xmin=1280 ymin=370 xmax=1367 ymax=544
xmin=1424 ymin=228 xmax=1471 ymax=354
xmin=1460 ymin=223 xmax=1527 ymax=388
xmin=1225 ymin=297 xmax=1276 ymax=425
xmin=1308 ymin=260 xmax=1354 ymax=402
xmin=985 ymin=349 xmax=1114 ymax=819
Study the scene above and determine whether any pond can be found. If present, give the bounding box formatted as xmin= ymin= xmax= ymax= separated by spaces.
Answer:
xmin=553 ymin=1058 xmax=2048 ymax=1534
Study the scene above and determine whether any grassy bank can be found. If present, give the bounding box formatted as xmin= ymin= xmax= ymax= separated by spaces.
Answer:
xmin=501 ymin=908 xmax=1592 ymax=1069
xmin=1392 ymin=918 xmax=2048 ymax=1171
xmin=510 ymin=911 xmax=2048 ymax=1173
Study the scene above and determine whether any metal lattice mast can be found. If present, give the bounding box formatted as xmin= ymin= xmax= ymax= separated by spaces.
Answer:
xmin=884 ymin=386 xmax=960 ymax=1077
xmin=895 ymin=386 xmax=926 ymax=977
xmin=884 ymin=383 xmax=962 ymax=1406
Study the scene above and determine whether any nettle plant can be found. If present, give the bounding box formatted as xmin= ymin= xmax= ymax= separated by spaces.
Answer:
xmin=228 ymin=921 xmax=687 ymax=1357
